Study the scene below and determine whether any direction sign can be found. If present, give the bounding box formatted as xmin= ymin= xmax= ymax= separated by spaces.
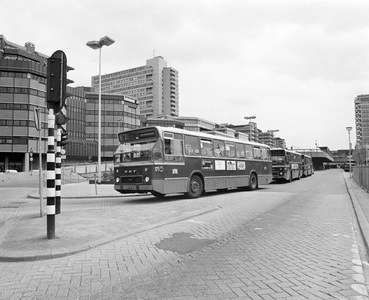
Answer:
xmin=33 ymin=107 xmax=41 ymax=131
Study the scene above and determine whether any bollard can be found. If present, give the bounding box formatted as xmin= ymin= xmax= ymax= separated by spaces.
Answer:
xmin=94 ymin=173 xmax=97 ymax=195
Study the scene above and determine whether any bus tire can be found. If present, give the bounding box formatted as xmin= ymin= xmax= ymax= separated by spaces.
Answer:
xmin=151 ymin=191 xmax=166 ymax=198
xmin=248 ymin=173 xmax=258 ymax=191
xmin=186 ymin=175 xmax=204 ymax=199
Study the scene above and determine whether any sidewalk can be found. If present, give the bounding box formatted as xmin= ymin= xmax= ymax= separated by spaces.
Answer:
xmin=344 ymin=172 xmax=369 ymax=254
xmin=0 ymin=172 xmax=368 ymax=263
xmin=0 ymin=181 xmax=218 ymax=262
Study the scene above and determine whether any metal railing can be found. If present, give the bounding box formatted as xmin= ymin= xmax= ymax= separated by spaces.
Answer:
xmin=353 ymin=166 xmax=369 ymax=192
xmin=62 ymin=162 xmax=114 ymax=183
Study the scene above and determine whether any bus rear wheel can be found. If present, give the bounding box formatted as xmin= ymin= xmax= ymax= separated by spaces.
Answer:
xmin=248 ymin=173 xmax=258 ymax=191
xmin=151 ymin=191 xmax=166 ymax=198
xmin=186 ymin=175 xmax=203 ymax=199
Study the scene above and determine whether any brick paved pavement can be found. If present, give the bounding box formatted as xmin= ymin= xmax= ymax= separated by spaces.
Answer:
xmin=89 ymin=176 xmax=369 ymax=299
xmin=0 ymin=169 xmax=368 ymax=299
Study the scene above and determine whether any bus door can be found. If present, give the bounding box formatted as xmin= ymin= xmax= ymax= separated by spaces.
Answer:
xmin=161 ymin=132 xmax=186 ymax=194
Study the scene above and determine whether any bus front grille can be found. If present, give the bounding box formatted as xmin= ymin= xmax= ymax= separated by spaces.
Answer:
xmin=120 ymin=176 xmax=143 ymax=184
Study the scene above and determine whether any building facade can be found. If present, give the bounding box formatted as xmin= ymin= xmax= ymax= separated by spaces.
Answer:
xmin=224 ymin=123 xmax=258 ymax=142
xmin=355 ymin=94 xmax=369 ymax=146
xmin=275 ymin=137 xmax=286 ymax=149
xmin=0 ymin=35 xmax=49 ymax=172
xmin=0 ymin=35 xmax=141 ymax=171
xmin=85 ymin=92 xmax=140 ymax=160
xmin=91 ymin=56 xmax=179 ymax=119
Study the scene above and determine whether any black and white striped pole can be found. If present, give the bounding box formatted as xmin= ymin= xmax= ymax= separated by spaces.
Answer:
xmin=55 ymin=127 xmax=61 ymax=215
xmin=46 ymin=50 xmax=73 ymax=239
xmin=46 ymin=109 xmax=56 ymax=239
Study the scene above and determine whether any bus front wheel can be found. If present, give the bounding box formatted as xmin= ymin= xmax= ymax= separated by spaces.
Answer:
xmin=186 ymin=175 xmax=204 ymax=199
xmin=248 ymin=173 xmax=258 ymax=191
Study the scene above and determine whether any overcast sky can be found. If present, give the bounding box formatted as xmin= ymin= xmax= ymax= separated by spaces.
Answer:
xmin=4 ymin=0 xmax=369 ymax=149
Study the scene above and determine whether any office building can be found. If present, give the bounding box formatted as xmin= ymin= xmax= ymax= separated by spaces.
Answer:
xmin=84 ymin=91 xmax=140 ymax=160
xmin=91 ymin=56 xmax=179 ymax=119
xmin=258 ymin=132 xmax=275 ymax=147
xmin=355 ymin=94 xmax=369 ymax=145
xmin=0 ymin=35 xmax=140 ymax=171
xmin=275 ymin=137 xmax=286 ymax=149
xmin=0 ymin=35 xmax=49 ymax=172
xmin=225 ymin=123 xmax=258 ymax=142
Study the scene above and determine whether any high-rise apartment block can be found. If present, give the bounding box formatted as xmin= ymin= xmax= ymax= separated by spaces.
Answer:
xmin=355 ymin=94 xmax=369 ymax=145
xmin=91 ymin=56 xmax=179 ymax=118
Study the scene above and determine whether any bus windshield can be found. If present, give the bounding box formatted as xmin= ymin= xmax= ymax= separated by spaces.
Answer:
xmin=271 ymin=155 xmax=285 ymax=165
xmin=114 ymin=140 xmax=161 ymax=163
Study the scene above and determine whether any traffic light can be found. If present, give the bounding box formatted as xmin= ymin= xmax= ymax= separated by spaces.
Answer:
xmin=61 ymin=59 xmax=74 ymax=112
xmin=61 ymin=126 xmax=68 ymax=147
xmin=46 ymin=50 xmax=74 ymax=114
xmin=46 ymin=53 xmax=61 ymax=105
xmin=55 ymin=111 xmax=70 ymax=126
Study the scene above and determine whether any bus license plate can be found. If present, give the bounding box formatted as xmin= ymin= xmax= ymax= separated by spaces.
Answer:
xmin=123 ymin=185 xmax=138 ymax=190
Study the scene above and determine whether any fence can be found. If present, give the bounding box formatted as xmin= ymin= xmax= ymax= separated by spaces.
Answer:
xmin=353 ymin=166 xmax=369 ymax=192
xmin=63 ymin=162 xmax=114 ymax=182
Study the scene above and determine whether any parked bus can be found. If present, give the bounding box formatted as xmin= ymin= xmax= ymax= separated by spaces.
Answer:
xmin=271 ymin=148 xmax=302 ymax=182
xmin=113 ymin=126 xmax=273 ymax=198
xmin=301 ymin=154 xmax=314 ymax=177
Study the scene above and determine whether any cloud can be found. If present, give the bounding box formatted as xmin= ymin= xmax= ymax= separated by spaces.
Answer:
xmin=3 ymin=0 xmax=369 ymax=149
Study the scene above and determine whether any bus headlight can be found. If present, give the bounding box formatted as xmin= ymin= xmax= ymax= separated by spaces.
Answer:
xmin=115 ymin=177 xmax=120 ymax=183
xmin=144 ymin=176 xmax=150 ymax=183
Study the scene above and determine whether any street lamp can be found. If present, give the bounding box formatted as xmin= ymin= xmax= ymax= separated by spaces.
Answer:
xmin=244 ymin=116 xmax=256 ymax=141
xmin=267 ymin=130 xmax=279 ymax=147
xmin=87 ymin=36 xmax=115 ymax=184
xmin=346 ymin=126 xmax=352 ymax=178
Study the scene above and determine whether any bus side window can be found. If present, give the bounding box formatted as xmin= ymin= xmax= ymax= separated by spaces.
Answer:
xmin=200 ymin=139 xmax=213 ymax=156
xmin=245 ymin=144 xmax=253 ymax=159
xmin=236 ymin=143 xmax=245 ymax=158
xmin=164 ymin=139 xmax=172 ymax=154
xmin=214 ymin=140 xmax=225 ymax=157
xmin=153 ymin=140 xmax=163 ymax=161
xmin=225 ymin=142 xmax=236 ymax=158
xmin=260 ymin=147 xmax=269 ymax=160
xmin=253 ymin=147 xmax=261 ymax=159
xmin=184 ymin=135 xmax=200 ymax=156
xmin=267 ymin=148 xmax=271 ymax=160
xmin=164 ymin=138 xmax=184 ymax=161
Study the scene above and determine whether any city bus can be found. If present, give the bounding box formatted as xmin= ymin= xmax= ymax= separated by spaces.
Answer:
xmin=301 ymin=154 xmax=314 ymax=177
xmin=113 ymin=126 xmax=273 ymax=198
xmin=271 ymin=148 xmax=302 ymax=182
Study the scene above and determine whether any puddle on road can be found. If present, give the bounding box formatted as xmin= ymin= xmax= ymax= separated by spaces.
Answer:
xmin=155 ymin=232 xmax=216 ymax=254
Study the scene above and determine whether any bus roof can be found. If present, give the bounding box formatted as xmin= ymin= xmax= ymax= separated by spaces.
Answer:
xmin=271 ymin=148 xmax=303 ymax=156
xmin=119 ymin=126 xmax=271 ymax=148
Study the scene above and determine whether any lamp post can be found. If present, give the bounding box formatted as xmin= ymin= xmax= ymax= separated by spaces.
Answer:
xmin=244 ymin=116 xmax=256 ymax=141
xmin=346 ymin=126 xmax=352 ymax=178
xmin=87 ymin=36 xmax=115 ymax=183
xmin=267 ymin=130 xmax=279 ymax=147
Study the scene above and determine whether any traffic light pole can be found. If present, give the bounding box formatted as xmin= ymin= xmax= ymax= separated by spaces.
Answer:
xmin=55 ymin=127 xmax=61 ymax=215
xmin=45 ymin=50 xmax=73 ymax=239
xmin=46 ymin=109 xmax=56 ymax=239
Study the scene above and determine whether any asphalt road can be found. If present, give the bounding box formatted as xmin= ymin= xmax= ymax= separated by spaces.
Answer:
xmin=0 ymin=169 xmax=368 ymax=299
